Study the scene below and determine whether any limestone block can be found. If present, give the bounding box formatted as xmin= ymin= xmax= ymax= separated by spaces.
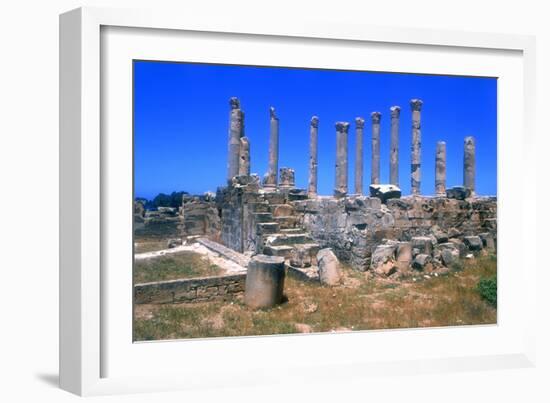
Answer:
xmin=478 ymin=232 xmax=496 ymax=251
xmin=244 ymin=255 xmax=286 ymax=309
xmin=464 ymin=235 xmax=483 ymax=251
xmin=317 ymin=248 xmax=342 ymax=286
xmin=412 ymin=253 xmax=432 ymax=270
xmin=411 ymin=236 xmax=433 ymax=255
xmin=369 ymin=184 xmax=401 ymax=203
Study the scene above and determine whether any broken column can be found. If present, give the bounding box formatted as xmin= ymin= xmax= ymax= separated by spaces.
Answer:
xmin=279 ymin=167 xmax=295 ymax=188
xmin=371 ymin=112 xmax=381 ymax=185
xmin=355 ymin=117 xmax=365 ymax=195
xmin=227 ymin=97 xmax=243 ymax=182
xmin=410 ymin=99 xmax=423 ymax=195
xmin=390 ymin=106 xmax=400 ymax=186
xmin=244 ymin=255 xmax=286 ymax=309
xmin=308 ymin=116 xmax=319 ymax=197
xmin=263 ymin=107 xmax=279 ymax=188
xmin=463 ymin=136 xmax=476 ymax=196
xmin=435 ymin=141 xmax=446 ymax=196
xmin=334 ymin=122 xmax=349 ymax=198
xmin=238 ymin=136 xmax=250 ymax=176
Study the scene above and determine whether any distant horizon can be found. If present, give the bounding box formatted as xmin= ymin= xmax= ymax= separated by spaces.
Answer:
xmin=134 ymin=61 xmax=497 ymax=200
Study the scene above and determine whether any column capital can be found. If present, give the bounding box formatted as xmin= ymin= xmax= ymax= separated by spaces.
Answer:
xmin=371 ymin=111 xmax=381 ymax=123
xmin=335 ymin=121 xmax=350 ymax=132
xmin=410 ymin=99 xmax=423 ymax=111
xmin=229 ymin=97 xmax=240 ymax=109
xmin=390 ymin=106 xmax=401 ymax=118
xmin=464 ymin=136 xmax=475 ymax=146
xmin=355 ymin=117 xmax=365 ymax=129
xmin=311 ymin=116 xmax=319 ymax=128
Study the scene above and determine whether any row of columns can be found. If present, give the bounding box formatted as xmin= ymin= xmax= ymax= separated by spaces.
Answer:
xmin=227 ymin=97 xmax=476 ymax=197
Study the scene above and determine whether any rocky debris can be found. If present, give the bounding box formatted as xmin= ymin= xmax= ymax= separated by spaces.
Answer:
xmin=167 ymin=238 xmax=183 ymax=248
xmin=478 ymin=232 xmax=496 ymax=251
xmin=412 ymin=253 xmax=432 ymax=271
xmin=289 ymin=245 xmax=312 ymax=268
xmin=369 ymin=184 xmax=402 ymax=203
xmin=370 ymin=244 xmax=398 ymax=276
xmin=446 ymin=186 xmax=471 ymax=200
xmin=464 ymin=235 xmax=483 ymax=251
xmin=437 ymin=243 xmax=460 ymax=266
xmin=411 ymin=236 xmax=433 ymax=256
xmin=448 ymin=228 xmax=462 ymax=239
xmin=317 ymin=248 xmax=342 ymax=286
xmin=430 ymin=225 xmax=448 ymax=243
xmin=449 ymin=238 xmax=467 ymax=257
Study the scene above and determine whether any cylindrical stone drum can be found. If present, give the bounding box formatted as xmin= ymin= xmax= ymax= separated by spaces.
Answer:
xmin=244 ymin=255 xmax=286 ymax=309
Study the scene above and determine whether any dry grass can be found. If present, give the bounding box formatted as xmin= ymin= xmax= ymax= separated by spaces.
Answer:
xmin=133 ymin=255 xmax=497 ymax=341
xmin=134 ymin=251 xmax=224 ymax=284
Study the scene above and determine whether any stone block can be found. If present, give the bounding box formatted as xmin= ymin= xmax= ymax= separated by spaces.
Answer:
xmin=244 ymin=255 xmax=286 ymax=309
xmin=369 ymin=184 xmax=402 ymax=203
xmin=317 ymin=248 xmax=342 ymax=286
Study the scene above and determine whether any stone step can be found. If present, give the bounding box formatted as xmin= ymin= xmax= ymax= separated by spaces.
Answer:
xmin=248 ymin=202 xmax=271 ymax=213
xmin=253 ymin=212 xmax=274 ymax=223
xmin=264 ymin=232 xmax=314 ymax=246
xmin=262 ymin=192 xmax=287 ymax=205
xmin=270 ymin=204 xmax=295 ymax=217
xmin=273 ymin=215 xmax=299 ymax=229
xmin=280 ymin=228 xmax=303 ymax=234
xmin=256 ymin=222 xmax=279 ymax=235
xmin=263 ymin=244 xmax=295 ymax=259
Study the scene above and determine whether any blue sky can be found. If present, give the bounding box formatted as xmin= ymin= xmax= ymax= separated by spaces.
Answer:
xmin=134 ymin=61 xmax=497 ymax=199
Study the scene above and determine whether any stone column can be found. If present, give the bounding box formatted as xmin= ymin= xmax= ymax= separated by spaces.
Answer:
xmin=410 ymin=99 xmax=423 ymax=195
xmin=238 ymin=136 xmax=250 ymax=176
xmin=244 ymin=255 xmax=286 ymax=309
xmin=264 ymin=107 xmax=279 ymax=188
xmin=435 ymin=141 xmax=446 ymax=196
xmin=371 ymin=112 xmax=381 ymax=185
xmin=227 ymin=97 xmax=243 ymax=182
xmin=463 ymin=136 xmax=476 ymax=195
xmin=355 ymin=117 xmax=365 ymax=195
xmin=308 ymin=116 xmax=319 ymax=197
xmin=389 ymin=106 xmax=401 ymax=186
xmin=334 ymin=122 xmax=349 ymax=198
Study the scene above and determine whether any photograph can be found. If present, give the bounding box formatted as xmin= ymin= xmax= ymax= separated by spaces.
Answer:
xmin=132 ymin=61 xmax=498 ymax=342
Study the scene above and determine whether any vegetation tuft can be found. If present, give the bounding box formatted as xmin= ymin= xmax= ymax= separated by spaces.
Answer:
xmin=477 ymin=275 xmax=497 ymax=307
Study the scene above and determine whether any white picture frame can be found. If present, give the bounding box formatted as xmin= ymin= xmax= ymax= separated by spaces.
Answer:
xmin=60 ymin=6 xmax=537 ymax=396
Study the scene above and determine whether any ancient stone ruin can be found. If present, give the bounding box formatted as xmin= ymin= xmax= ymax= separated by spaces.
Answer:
xmin=136 ymin=96 xmax=496 ymax=306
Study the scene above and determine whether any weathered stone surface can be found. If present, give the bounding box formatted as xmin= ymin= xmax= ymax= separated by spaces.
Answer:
xmin=478 ymin=232 xmax=496 ymax=251
xmin=435 ymin=141 xmax=446 ymax=196
xmin=411 ymin=236 xmax=433 ymax=255
xmin=463 ymin=136 xmax=476 ymax=196
xmin=227 ymin=97 xmax=244 ymax=181
xmin=238 ymin=136 xmax=250 ymax=176
xmin=317 ymin=248 xmax=342 ymax=286
xmin=290 ymin=245 xmax=313 ymax=268
xmin=370 ymin=244 xmax=397 ymax=276
xmin=439 ymin=245 xmax=460 ymax=267
xmin=355 ymin=117 xmax=365 ymax=194
xmin=396 ymin=242 xmax=413 ymax=263
xmin=464 ymin=235 xmax=483 ymax=251
xmin=279 ymin=167 xmax=295 ymax=188
xmin=430 ymin=225 xmax=448 ymax=243
xmin=371 ymin=112 xmax=381 ymax=185
xmin=308 ymin=116 xmax=319 ymax=196
xmin=449 ymin=239 xmax=467 ymax=257
xmin=446 ymin=186 xmax=471 ymax=200
xmin=390 ymin=106 xmax=400 ymax=186
xmin=179 ymin=197 xmax=221 ymax=237
xmin=369 ymin=184 xmax=401 ymax=203
xmin=410 ymin=99 xmax=423 ymax=195
xmin=412 ymin=253 xmax=431 ymax=270
xmin=264 ymin=107 xmax=279 ymax=187
xmin=244 ymin=255 xmax=286 ymax=309
xmin=334 ymin=122 xmax=349 ymax=197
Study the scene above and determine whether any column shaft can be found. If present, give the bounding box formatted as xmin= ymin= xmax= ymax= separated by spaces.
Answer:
xmin=435 ymin=141 xmax=446 ymax=196
xmin=355 ymin=117 xmax=365 ymax=194
xmin=390 ymin=106 xmax=401 ymax=186
xmin=264 ymin=107 xmax=279 ymax=187
xmin=463 ymin=136 xmax=476 ymax=195
xmin=371 ymin=112 xmax=381 ymax=185
xmin=308 ymin=116 xmax=319 ymax=196
xmin=334 ymin=122 xmax=349 ymax=197
xmin=227 ymin=97 xmax=243 ymax=181
xmin=410 ymin=99 xmax=423 ymax=195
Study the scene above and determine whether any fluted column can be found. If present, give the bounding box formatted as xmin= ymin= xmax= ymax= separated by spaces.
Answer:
xmin=371 ymin=112 xmax=381 ymax=185
xmin=264 ymin=107 xmax=279 ymax=187
xmin=334 ymin=122 xmax=349 ymax=198
xmin=390 ymin=106 xmax=400 ymax=186
xmin=227 ymin=97 xmax=243 ymax=182
xmin=355 ymin=117 xmax=365 ymax=194
xmin=410 ymin=99 xmax=423 ymax=195
xmin=463 ymin=136 xmax=476 ymax=196
xmin=435 ymin=141 xmax=446 ymax=196
xmin=308 ymin=116 xmax=319 ymax=197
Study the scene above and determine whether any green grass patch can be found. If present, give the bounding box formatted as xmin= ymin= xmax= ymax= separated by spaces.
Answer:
xmin=477 ymin=275 xmax=497 ymax=307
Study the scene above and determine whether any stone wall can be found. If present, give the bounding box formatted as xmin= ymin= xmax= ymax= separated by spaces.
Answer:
xmin=293 ymin=195 xmax=496 ymax=271
xmin=179 ymin=196 xmax=221 ymax=238
xmin=134 ymin=274 xmax=246 ymax=304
